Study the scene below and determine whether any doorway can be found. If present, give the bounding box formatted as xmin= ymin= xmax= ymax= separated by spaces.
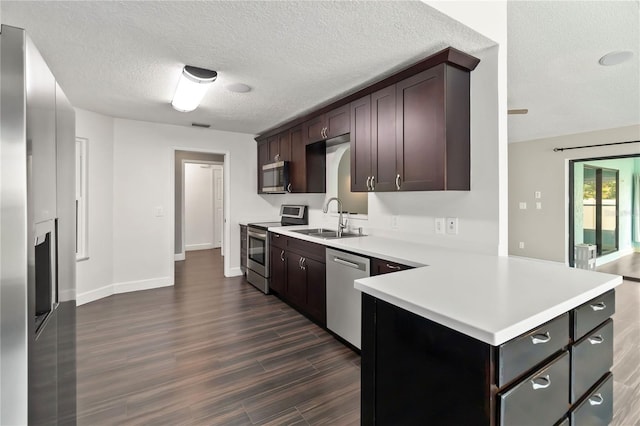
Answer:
xmin=184 ymin=162 xmax=224 ymax=252
xmin=569 ymin=154 xmax=640 ymax=280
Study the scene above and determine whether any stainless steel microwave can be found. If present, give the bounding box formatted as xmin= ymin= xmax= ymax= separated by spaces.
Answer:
xmin=262 ymin=160 xmax=290 ymax=193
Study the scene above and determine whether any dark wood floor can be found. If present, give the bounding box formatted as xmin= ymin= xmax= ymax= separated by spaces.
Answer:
xmin=598 ymin=252 xmax=640 ymax=281
xmin=77 ymin=249 xmax=639 ymax=425
xmin=76 ymin=249 xmax=360 ymax=425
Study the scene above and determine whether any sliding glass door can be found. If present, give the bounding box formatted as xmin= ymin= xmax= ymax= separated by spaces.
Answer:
xmin=582 ymin=166 xmax=619 ymax=256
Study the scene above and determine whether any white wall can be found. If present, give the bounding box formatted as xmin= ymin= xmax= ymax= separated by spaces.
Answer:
xmin=184 ymin=163 xmax=215 ymax=251
xmin=75 ymin=109 xmax=114 ymax=304
xmin=509 ymin=125 xmax=640 ymax=264
xmin=111 ymin=118 xmax=279 ymax=290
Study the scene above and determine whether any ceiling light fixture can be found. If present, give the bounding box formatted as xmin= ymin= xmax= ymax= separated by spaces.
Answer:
xmin=598 ymin=51 xmax=634 ymax=66
xmin=171 ymin=66 xmax=217 ymax=112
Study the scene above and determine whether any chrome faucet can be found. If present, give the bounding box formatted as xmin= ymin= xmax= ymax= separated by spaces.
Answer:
xmin=323 ymin=197 xmax=348 ymax=237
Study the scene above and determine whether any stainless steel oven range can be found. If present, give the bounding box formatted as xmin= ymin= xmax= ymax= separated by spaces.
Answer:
xmin=246 ymin=204 xmax=308 ymax=293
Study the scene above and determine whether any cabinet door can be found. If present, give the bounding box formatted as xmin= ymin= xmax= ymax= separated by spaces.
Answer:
xmin=325 ymin=104 xmax=350 ymax=139
xmin=396 ymin=66 xmax=445 ymax=191
xmin=269 ymin=246 xmax=286 ymax=294
xmin=350 ymin=95 xmax=372 ymax=192
xmin=303 ymin=115 xmax=326 ymax=145
xmin=286 ymin=252 xmax=307 ymax=309
xmin=371 ymin=85 xmax=398 ymax=192
xmin=289 ymin=125 xmax=306 ymax=192
xmin=277 ymin=130 xmax=291 ymax=162
xmin=305 ymin=258 xmax=326 ymax=326
xmin=257 ymin=140 xmax=269 ymax=193
xmin=267 ymin=135 xmax=279 ymax=162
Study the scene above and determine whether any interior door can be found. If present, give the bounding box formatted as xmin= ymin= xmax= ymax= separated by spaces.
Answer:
xmin=184 ymin=163 xmax=214 ymax=251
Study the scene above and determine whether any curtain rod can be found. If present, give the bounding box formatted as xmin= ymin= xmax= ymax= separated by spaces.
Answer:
xmin=553 ymin=140 xmax=640 ymax=152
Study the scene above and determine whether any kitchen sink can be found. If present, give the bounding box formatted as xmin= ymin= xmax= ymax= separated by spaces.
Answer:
xmin=292 ymin=228 xmax=364 ymax=239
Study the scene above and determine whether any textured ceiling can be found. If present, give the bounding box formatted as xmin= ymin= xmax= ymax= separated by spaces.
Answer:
xmin=3 ymin=2 xmax=636 ymax=143
xmin=0 ymin=1 xmax=493 ymax=135
xmin=507 ymin=1 xmax=640 ymax=143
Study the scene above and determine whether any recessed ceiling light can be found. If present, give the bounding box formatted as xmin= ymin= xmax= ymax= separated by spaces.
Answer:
xmin=226 ymin=83 xmax=251 ymax=93
xmin=598 ymin=51 xmax=634 ymax=66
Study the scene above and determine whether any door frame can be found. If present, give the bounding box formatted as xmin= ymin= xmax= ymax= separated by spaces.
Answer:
xmin=568 ymin=153 xmax=637 ymax=266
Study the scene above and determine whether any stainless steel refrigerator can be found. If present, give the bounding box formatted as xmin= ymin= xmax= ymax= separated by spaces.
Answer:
xmin=1 ymin=24 xmax=77 ymax=425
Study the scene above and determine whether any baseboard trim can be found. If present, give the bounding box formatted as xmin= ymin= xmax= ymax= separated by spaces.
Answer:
xmin=226 ymin=267 xmax=243 ymax=277
xmin=174 ymin=252 xmax=186 ymax=261
xmin=76 ymin=276 xmax=173 ymax=306
xmin=58 ymin=289 xmax=76 ymax=302
xmin=76 ymin=284 xmax=114 ymax=306
xmin=186 ymin=243 xmax=216 ymax=251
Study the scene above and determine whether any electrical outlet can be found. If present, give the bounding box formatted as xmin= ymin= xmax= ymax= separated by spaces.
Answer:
xmin=391 ymin=215 xmax=399 ymax=229
xmin=446 ymin=217 xmax=458 ymax=235
xmin=435 ymin=218 xmax=445 ymax=234
xmin=536 ymin=202 xmax=542 ymax=210
xmin=519 ymin=242 xmax=525 ymax=249
xmin=155 ymin=206 xmax=164 ymax=217
xmin=519 ymin=202 xmax=527 ymax=210
xmin=535 ymin=191 xmax=542 ymax=199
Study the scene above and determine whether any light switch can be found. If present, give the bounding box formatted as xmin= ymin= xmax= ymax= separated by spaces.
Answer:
xmin=155 ymin=206 xmax=164 ymax=217
xmin=536 ymin=202 xmax=542 ymax=210
xmin=535 ymin=191 xmax=542 ymax=199
xmin=435 ymin=218 xmax=445 ymax=234
xmin=519 ymin=202 xmax=527 ymax=210
xmin=519 ymin=242 xmax=525 ymax=249
xmin=391 ymin=215 xmax=399 ymax=229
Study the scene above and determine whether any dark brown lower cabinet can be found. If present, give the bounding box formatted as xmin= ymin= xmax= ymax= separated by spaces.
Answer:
xmin=240 ymin=225 xmax=247 ymax=274
xmin=361 ymin=290 xmax=615 ymax=425
xmin=268 ymin=233 xmax=326 ymax=326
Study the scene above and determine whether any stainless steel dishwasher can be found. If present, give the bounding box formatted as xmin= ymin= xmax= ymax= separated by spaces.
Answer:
xmin=326 ymin=248 xmax=370 ymax=349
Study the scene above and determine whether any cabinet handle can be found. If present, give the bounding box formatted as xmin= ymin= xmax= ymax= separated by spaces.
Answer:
xmin=287 ymin=183 xmax=292 ymax=193
xmin=590 ymin=302 xmax=606 ymax=311
xmin=371 ymin=176 xmax=376 ymax=190
xmin=531 ymin=332 xmax=551 ymax=344
xmin=274 ymin=234 xmax=280 ymax=238
xmin=366 ymin=176 xmax=372 ymax=191
xmin=280 ymin=250 xmax=285 ymax=262
xmin=588 ymin=335 xmax=604 ymax=345
xmin=386 ymin=264 xmax=401 ymax=270
xmin=324 ymin=127 xmax=328 ymax=138
xmin=274 ymin=153 xmax=280 ymax=161
xmin=301 ymin=257 xmax=306 ymax=270
xmin=531 ymin=375 xmax=551 ymax=390
xmin=396 ymin=174 xmax=401 ymax=190
xmin=298 ymin=257 xmax=303 ymax=269
xmin=588 ymin=393 xmax=604 ymax=406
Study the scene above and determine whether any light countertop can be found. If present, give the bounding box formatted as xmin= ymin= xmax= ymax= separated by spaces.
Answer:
xmin=268 ymin=225 xmax=622 ymax=346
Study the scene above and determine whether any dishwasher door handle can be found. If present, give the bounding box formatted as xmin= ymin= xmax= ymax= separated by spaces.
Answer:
xmin=333 ymin=257 xmax=363 ymax=269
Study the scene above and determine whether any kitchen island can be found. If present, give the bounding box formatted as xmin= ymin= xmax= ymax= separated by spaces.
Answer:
xmin=268 ymin=226 xmax=622 ymax=425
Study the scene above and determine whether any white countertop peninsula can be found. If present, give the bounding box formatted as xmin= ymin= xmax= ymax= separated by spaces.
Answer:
xmin=268 ymin=225 xmax=622 ymax=346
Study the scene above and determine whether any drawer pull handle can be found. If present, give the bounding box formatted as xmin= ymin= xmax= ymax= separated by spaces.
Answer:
xmin=531 ymin=332 xmax=551 ymax=344
xmin=588 ymin=393 xmax=604 ymax=406
xmin=590 ymin=302 xmax=606 ymax=311
xmin=531 ymin=375 xmax=551 ymax=390
xmin=280 ymin=250 xmax=285 ymax=262
xmin=588 ymin=335 xmax=604 ymax=345
xmin=274 ymin=234 xmax=280 ymax=238
xmin=386 ymin=264 xmax=402 ymax=270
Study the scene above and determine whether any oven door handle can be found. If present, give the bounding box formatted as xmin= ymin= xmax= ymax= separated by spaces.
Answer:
xmin=247 ymin=230 xmax=267 ymax=239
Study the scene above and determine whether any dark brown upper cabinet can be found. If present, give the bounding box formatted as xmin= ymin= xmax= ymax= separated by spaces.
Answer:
xmin=257 ymin=140 xmax=269 ymax=193
xmin=289 ymin=125 xmax=306 ymax=193
xmin=256 ymin=47 xmax=479 ymax=194
xmin=350 ymin=95 xmax=372 ymax=192
xmin=396 ymin=64 xmax=470 ymax=191
xmin=303 ymin=105 xmax=351 ymax=145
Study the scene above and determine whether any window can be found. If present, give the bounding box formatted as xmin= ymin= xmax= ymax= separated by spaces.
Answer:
xmin=582 ymin=165 xmax=619 ymax=256
xmin=75 ymin=137 xmax=88 ymax=260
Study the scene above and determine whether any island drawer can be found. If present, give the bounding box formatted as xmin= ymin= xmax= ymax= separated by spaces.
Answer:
xmin=571 ymin=319 xmax=613 ymax=403
xmin=497 ymin=313 xmax=569 ymax=387
xmin=498 ymin=351 xmax=570 ymax=426
xmin=573 ymin=290 xmax=615 ymax=340
xmin=371 ymin=258 xmax=413 ymax=276
xmin=570 ymin=373 xmax=613 ymax=426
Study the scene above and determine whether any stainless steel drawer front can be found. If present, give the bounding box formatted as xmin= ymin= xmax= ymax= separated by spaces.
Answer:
xmin=499 ymin=351 xmax=570 ymax=426
xmin=571 ymin=373 xmax=613 ymax=426
xmin=571 ymin=319 xmax=613 ymax=403
xmin=573 ymin=290 xmax=615 ymax=340
xmin=498 ymin=313 xmax=569 ymax=387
